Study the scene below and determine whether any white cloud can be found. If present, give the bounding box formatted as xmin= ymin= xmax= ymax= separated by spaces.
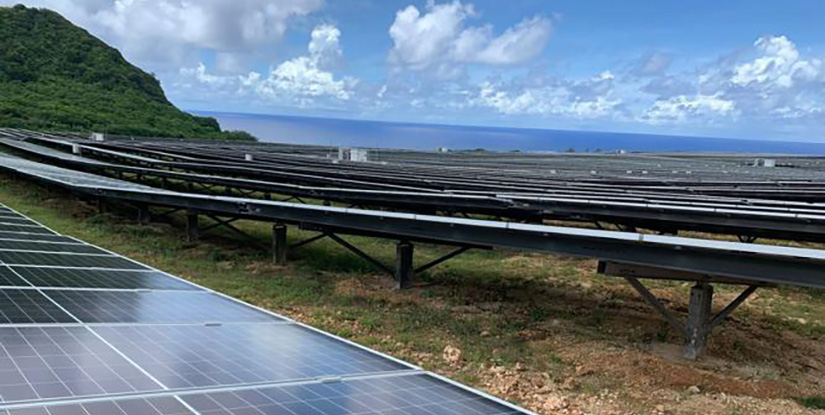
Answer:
xmin=388 ymin=1 xmax=552 ymax=74
xmin=180 ymin=24 xmax=355 ymax=107
xmin=641 ymin=94 xmax=736 ymax=124
xmin=732 ymin=36 xmax=821 ymax=89
xmin=3 ymin=0 xmax=324 ymax=67
xmin=180 ymin=63 xmax=233 ymax=86
xmin=472 ymin=71 xmax=621 ymax=119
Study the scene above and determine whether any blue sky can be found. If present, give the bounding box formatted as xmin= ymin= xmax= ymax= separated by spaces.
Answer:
xmin=5 ymin=0 xmax=825 ymax=141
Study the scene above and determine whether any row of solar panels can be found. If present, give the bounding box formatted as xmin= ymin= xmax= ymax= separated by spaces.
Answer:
xmin=0 ymin=204 xmax=533 ymax=414
xmin=2 ymin=151 xmax=824 ymax=289
xmin=9 ymin=136 xmax=825 ymax=242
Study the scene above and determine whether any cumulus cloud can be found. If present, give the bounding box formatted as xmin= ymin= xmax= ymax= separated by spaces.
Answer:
xmin=731 ymin=36 xmax=821 ymax=89
xmin=641 ymin=94 xmax=736 ymax=124
xmin=471 ymin=71 xmax=621 ymax=119
xmin=388 ymin=1 xmax=552 ymax=75
xmin=181 ymin=24 xmax=355 ymax=107
xmin=2 ymin=0 xmax=323 ymax=67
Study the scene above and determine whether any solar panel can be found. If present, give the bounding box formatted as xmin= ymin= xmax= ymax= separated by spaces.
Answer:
xmin=0 ymin=267 xmax=29 ymax=287
xmin=180 ymin=373 xmax=525 ymax=415
xmin=0 ymin=395 xmax=193 ymax=415
xmin=0 ymin=240 xmax=107 ymax=254
xmin=45 ymin=291 xmax=284 ymax=324
xmin=92 ymin=324 xmax=410 ymax=389
xmin=0 ymin=289 xmax=74 ymax=324
xmin=0 ymin=188 xmax=533 ymax=415
xmin=0 ymin=224 xmax=54 ymax=235
xmin=0 ymin=218 xmax=38 ymax=226
xmin=0 ymin=232 xmax=77 ymax=243
xmin=0 ymin=252 xmax=147 ymax=270
xmin=0 ymin=327 xmax=161 ymax=404
xmin=11 ymin=268 xmax=198 ymax=291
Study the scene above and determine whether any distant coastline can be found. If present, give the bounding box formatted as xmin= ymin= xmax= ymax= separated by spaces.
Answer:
xmin=195 ymin=110 xmax=825 ymax=154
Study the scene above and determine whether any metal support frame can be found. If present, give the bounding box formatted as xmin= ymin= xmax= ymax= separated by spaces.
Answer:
xmin=738 ymin=235 xmax=758 ymax=243
xmin=186 ymin=210 xmax=199 ymax=242
xmin=414 ymin=246 xmax=471 ymax=274
xmin=601 ymin=261 xmax=760 ymax=359
xmin=290 ymin=233 xmax=329 ymax=249
xmin=272 ymin=223 xmax=287 ymax=265
xmin=154 ymin=207 xmax=184 ymax=221
xmin=136 ymin=204 xmax=150 ymax=225
xmin=396 ymin=241 xmax=414 ymax=289
xmin=327 ymin=233 xmax=394 ymax=276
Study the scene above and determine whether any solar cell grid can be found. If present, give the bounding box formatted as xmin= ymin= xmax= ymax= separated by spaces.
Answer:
xmin=0 ymin=267 xmax=29 ymax=287
xmin=0 ymin=395 xmax=194 ymax=415
xmin=45 ymin=291 xmax=283 ymax=324
xmin=0 ymin=225 xmax=53 ymax=235
xmin=91 ymin=324 xmax=408 ymax=389
xmin=0 ymin=182 xmax=533 ymax=415
xmin=0 ymin=212 xmax=25 ymax=218
xmin=12 ymin=268 xmax=198 ymax=291
xmin=0 ymin=289 xmax=74 ymax=324
xmin=180 ymin=374 xmax=526 ymax=415
xmin=0 ymin=252 xmax=146 ymax=270
xmin=0 ymin=241 xmax=107 ymax=255
xmin=0 ymin=232 xmax=77 ymax=243
xmin=0 ymin=327 xmax=161 ymax=404
xmin=0 ymin=218 xmax=37 ymax=226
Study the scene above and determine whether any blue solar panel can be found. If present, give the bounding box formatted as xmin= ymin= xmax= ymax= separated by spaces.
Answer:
xmin=0 ymin=252 xmax=147 ymax=270
xmin=0 ymin=267 xmax=28 ymax=287
xmin=0 ymin=224 xmax=53 ymax=235
xmin=0 ymin=240 xmax=107 ymax=254
xmin=11 ymin=268 xmax=198 ymax=290
xmin=45 ymin=290 xmax=284 ymax=324
xmin=0 ymin=289 xmax=74 ymax=324
xmin=0 ymin=232 xmax=76 ymax=243
xmin=0 ymin=327 xmax=161 ymax=404
xmin=0 ymin=199 xmax=532 ymax=415
xmin=92 ymin=324 xmax=410 ymax=389
xmin=184 ymin=373 xmax=528 ymax=415
xmin=1 ymin=396 xmax=193 ymax=415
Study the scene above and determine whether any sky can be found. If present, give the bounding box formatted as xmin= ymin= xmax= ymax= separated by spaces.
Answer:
xmin=4 ymin=0 xmax=825 ymax=142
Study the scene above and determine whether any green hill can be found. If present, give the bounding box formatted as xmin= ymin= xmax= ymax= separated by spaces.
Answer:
xmin=0 ymin=5 xmax=253 ymax=140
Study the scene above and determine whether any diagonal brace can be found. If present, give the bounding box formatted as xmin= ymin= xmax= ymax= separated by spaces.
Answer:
xmin=624 ymin=277 xmax=686 ymax=335
xmin=326 ymin=233 xmax=394 ymax=276
xmin=415 ymin=246 xmax=471 ymax=274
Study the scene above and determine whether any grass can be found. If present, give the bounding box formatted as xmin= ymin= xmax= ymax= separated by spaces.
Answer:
xmin=2 ymin=172 xmax=825 ymax=414
xmin=797 ymin=396 xmax=825 ymax=410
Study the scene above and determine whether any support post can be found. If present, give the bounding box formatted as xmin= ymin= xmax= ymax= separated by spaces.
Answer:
xmin=272 ymin=223 xmax=288 ymax=265
xmin=684 ymin=283 xmax=714 ymax=360
xmin=395 ymin=241 xmax=414 ymax=290
xmin=97 ymin=198 xmax=107 ymax=214
xmin=137 ymin=204 xmax=150 ymax=225
xmin=186 ymin=210 xmax=199 ymax=242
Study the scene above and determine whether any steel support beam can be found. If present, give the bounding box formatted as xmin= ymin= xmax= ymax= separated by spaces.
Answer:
xmin=684 ymin=283 xmax=713 ymax=360
xmin=272 ymin=223 xmax=287 ymax=265
xmin=396 ymin=241 xmax=414 ymax=289
xmin=601 ymin=262 xmax=759 ymax=359
xmin=414 ymin=246 xmax=471 ymax=274
xmin=186 ymin=210 xmax=199 ymax=242
xmin=137 ymin=204 xmax=150 ymax=225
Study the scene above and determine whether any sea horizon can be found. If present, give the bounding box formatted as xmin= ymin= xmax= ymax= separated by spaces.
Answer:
xmin=195 ymin=110 xmax=825 ymax=155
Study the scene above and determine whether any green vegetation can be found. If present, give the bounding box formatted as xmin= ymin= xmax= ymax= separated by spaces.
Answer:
xmin=797 ymin=396 xmax=825 ymax=409
xmin=0 ymin=5 xmax=253 ymax=140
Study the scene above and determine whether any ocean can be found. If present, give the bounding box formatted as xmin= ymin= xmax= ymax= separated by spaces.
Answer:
xmin=196 ymin=111 xmax=825 ymax=154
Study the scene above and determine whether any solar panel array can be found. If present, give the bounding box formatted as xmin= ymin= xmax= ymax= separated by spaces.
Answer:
xmin=0 ymin=203 xmax=533 ymax=414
